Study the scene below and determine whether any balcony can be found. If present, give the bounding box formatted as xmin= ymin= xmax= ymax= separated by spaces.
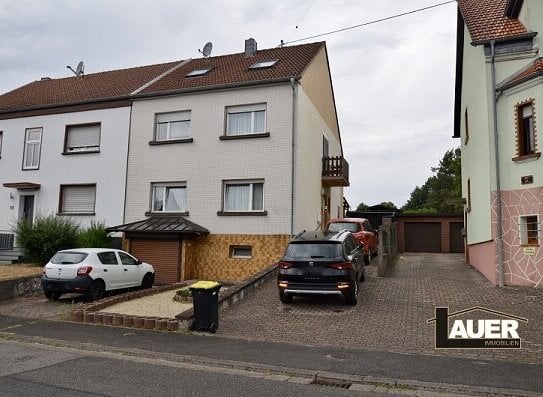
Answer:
xmin=322 ymin=156 xmax=350 ymax=187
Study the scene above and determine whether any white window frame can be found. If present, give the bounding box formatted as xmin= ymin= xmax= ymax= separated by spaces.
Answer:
xmin=154 ymin=111 xmax=191 ymax=141
xmin=59 ymin=184 xmax=96 ymax=215
xmin=151 ymin=183 xmax=187 ymax=213
xmin=230 ymin=245 xmax=253 ymax=259
xmin=519 ymin=215 xmax=540 ymax=246
xmin=249 ymin=60 xmax=278 ymax=69
xmin=23 ymin=128 xmax=42 ymax=170
xmin=64 ymin=123 xmax=101 ymax=153
xmin=226 ymin=104 xmax=266 ymax=136
xmin=223 ymin=180 xmax=264 ymax=212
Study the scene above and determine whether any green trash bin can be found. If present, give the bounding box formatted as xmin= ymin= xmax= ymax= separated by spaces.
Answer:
xmin=189 ymin=281 xmax=221 ymax=333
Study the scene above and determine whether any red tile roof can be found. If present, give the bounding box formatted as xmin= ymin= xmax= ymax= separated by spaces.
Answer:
xmin=458 ymin=0 xmax=528 ymax=43
xmin=498 ymin=58 xmax=543 ymax=90
xmin=0 ymin=62 xmax=180 ymax=113
xmin=138 ymin=42 xmax=324 ymax=95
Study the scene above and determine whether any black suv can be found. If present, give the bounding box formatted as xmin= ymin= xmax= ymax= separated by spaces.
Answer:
xmin=277 ymin=230 xmax=365 ymax=305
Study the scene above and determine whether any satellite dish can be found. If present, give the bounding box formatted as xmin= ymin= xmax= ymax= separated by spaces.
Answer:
xmin=198 ymin=42 xmax=213 ymax=58
xmin=67 ymin=61 xmax=85 ymax=77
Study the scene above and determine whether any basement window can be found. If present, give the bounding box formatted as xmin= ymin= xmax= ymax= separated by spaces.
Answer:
xmin=230 ymin=245 xmax=252 ymax=259
xmin=519 ymin=215 xmax=539 ymax=246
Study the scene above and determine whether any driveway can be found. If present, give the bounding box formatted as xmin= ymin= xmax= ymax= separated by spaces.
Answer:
xmin=218 ymin=253 xmax=543 ymax=364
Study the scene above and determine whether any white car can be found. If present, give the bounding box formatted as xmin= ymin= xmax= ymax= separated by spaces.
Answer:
xmin=41 ymin=248 xmax=155 ymax=301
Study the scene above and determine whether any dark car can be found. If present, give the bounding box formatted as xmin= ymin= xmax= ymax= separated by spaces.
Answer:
xmin=277 ymin=230 xmax=365 ymax=305
xmin=326 ymin=218 xmax=378 ymax=265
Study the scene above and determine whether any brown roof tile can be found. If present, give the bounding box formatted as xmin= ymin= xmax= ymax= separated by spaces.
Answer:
xmin=498 ymin=58 xmax=543 ymax=89
xmin=0 ymin=61 xmax=180 ymax=113
xmin=458 ymin=0 xmax=528 ymax=43
xmin=139 ymin=42 xmax=325 ymax=95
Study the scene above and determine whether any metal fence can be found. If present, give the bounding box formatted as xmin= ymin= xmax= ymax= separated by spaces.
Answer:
xmin=377 ymin=218 xmax=397 ymax=277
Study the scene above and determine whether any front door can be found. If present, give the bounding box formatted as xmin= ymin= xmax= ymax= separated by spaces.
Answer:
xmin=22 ymin=195 xmax=34 ymax=223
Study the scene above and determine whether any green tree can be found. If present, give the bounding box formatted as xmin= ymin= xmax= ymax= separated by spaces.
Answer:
xmin=379 ymin=201 xmax=397 ymax=210
xmin=355 ymin=202 xmax=369 ymax=211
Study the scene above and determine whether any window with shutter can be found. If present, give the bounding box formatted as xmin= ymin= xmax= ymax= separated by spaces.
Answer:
xmin=155 ymin=111 xmax=191 ymax=141
xmin=59 ymin=185 xmax=96 ymax=214
xmin=64 ymin=123 xmax=101 ymax=153
xmin=225 ymin=104 xmax=266 ymax=136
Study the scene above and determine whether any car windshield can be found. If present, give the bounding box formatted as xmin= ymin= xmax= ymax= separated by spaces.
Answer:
xmin=327 ymin=222 xmax=358 ymax=232
xmin=50 ymin=252 xmax=88 ymax=265
xmin=284 ymin=243 xmax=343 ymax=260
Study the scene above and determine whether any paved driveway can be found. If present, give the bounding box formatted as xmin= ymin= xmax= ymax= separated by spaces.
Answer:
xmin=218 ymin=253 xmax=543 ymax=364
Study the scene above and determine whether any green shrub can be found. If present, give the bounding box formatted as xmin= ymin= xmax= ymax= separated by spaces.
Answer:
xmin=78 ymin=221 xmax=112 ymax=248
xmin=175 ymin=288 xmax=191 ymax=297
xmin=15 ymin=214 xmax=80 ymax=265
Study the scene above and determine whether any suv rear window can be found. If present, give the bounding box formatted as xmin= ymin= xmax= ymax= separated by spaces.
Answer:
xmin=50 ymin=252 xmax=88 ymax=264
xmin=327 ymin=222 xmax=358 ymax=232
xmin=284 ymin=243 xmax=343 ymax=260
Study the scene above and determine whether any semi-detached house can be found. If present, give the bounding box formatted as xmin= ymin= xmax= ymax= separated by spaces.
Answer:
xmin=0 ymin=40 xmax=349 ymax=284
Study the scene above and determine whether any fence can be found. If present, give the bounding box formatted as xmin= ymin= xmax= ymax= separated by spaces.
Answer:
xmin=377 ymin=218 xmax=397 ymax=277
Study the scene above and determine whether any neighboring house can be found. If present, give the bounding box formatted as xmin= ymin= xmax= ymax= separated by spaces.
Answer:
xmin=0 ymin=61 xmax=181 ymax=261
xmin=455 ymin=0 xmax=542 ymax=286
xmin=108 ymin=40 xmax=348 ymax=284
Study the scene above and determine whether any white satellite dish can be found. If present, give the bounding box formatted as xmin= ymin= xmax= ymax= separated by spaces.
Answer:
xmin=198 ymin=42 xmax=213 ymax=58
xmin=67 ymin=61 xmax=85 ymax=77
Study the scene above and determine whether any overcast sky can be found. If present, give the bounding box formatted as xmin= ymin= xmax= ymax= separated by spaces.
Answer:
xmin=0 ymin=0 xmax=458 ymax=208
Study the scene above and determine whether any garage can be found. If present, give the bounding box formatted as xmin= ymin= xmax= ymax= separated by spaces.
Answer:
xmin=131 ymin=240 xmax=181 ymax=285
xmin=404 ymin=222 xmax=441 ymax=252
xmin=449 ymin=222 xmax=465 ymax=253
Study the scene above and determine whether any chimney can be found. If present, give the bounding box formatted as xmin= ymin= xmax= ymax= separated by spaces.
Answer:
xmin=245 ymin=38 xmax=257 ymax=56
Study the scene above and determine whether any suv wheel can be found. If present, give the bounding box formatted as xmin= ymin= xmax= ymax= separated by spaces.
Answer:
xmin=364 ymin=253 xmax=371 ymax=266
xmin=345 ymin=282 xmax=358 ymax=306
xmin=279 ymin=290 xmax=293 ymax=304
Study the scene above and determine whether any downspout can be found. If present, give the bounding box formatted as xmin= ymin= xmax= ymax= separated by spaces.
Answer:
xmin=290 ymin=78 xmax=298 ymax=236
xmin=490 ymin=40 xmax=505 ymax=287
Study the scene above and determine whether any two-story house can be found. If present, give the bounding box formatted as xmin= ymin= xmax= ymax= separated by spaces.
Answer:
xmin=454 ymin=0 xmax=542 ymax=287
xmin=0 ymin=61 xmax=181 ymax=261
xmin=108 ymin=40 xmax=348 ymax=284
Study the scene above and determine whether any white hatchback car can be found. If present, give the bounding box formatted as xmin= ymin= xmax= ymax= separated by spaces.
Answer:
xmin=41 ymin=248 xmax=155 ymax=301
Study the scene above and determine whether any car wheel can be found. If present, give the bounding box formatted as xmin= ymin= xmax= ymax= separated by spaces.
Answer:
xmin=44 ymin=291 xmax=61 ymax=301
xmin=279 ymin=289 xmax=293 ymax=304
xmin=364 ymin=252 xmax=371 ymax=266
xmin=85 ymin=280 xmax=105 ymax=302
xmin=359 ymin=270 xmax=365 ymax=282
xmin=141 ymin=273 xmax=154 ymax=289
xmin=345 ymin=282 xmax=358 ymax=306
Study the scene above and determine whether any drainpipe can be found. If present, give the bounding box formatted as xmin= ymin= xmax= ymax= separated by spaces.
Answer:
xmin=490 ymin=40 xmax=505 ymax=287
xmin=290 ymin=78 xmax=298 ymax=236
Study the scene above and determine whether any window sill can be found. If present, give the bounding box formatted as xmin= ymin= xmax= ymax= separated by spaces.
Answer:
xmin=512 ymin=152 xmax=540 ymax=162
xmin=145 ymin=211 xmax=189 ymax=217
xmin=149 ymin=138 xmax=193 ymax=145
xmin=217 ymin=211 xmax=267 ymax=216
xmin=219 ymin=132 xmax=270 ymax=140
xmin=62 ymin=150 xmax=100 ymax=155
xmin=56 ymin=212 xmax=96 ymax=216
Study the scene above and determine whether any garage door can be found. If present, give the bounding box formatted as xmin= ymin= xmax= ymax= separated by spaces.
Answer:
xmin=449 ymin=222 xmax=465 ymax=253
xmin=131 ymin=240 xmax=180 ymax=285
xmin=404 ymin=222 xmax=441 ymax=252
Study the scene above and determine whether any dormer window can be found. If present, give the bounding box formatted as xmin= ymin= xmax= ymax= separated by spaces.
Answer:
xmin=186 ymin=68 xmax=212 ymax=77
xmin=249 ymin=60 xmax=278 ymax=69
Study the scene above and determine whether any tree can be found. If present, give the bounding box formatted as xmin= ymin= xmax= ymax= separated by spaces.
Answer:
xmin=379 ymin=201 xmax=397 ymax=210
xmin=355 ymin=202 xmax=369 ymax=211
xmin=402 ymin=148 xmax=462 ymax=214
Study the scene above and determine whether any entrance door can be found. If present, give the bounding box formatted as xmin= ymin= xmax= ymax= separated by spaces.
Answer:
xmin=22 ymin=196 xmax=34 ymax=223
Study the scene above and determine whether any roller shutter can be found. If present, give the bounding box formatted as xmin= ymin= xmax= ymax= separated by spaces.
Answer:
xmin=131 ymin=240 xmax=180 ymax=285
xmin=404 ymin=222 xmax=441 ymax=252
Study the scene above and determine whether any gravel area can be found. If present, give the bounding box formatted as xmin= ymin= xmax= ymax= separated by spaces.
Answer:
xmin=101 ymin=290 xmax=192 ymax=318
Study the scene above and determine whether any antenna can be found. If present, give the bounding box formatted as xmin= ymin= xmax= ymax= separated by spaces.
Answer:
xmin=198 ymin=42 xmax=213 ymax=58
xmin=67 ymin=61 xmax=85 ymax=77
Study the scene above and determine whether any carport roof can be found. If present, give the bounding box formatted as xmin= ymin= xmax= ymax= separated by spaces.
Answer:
xmin=106 ymin=216 xmax=209 ymax=235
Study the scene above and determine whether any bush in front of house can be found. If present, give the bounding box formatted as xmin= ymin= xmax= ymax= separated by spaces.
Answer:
xmin=15 ymin=214 xmax=80 ymax=265
xmin=77 ymin=221 xmax=112 ymax=248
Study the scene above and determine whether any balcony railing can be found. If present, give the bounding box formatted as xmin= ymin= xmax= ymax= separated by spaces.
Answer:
xmin=322 ymin=156 xmax=349 ymax=187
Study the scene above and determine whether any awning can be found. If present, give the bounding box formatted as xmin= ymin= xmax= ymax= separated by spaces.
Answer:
xmin=106 ymin=216 xmax=209 ymax=235
xmin=3 ymin=182 xmax=41 ymax=190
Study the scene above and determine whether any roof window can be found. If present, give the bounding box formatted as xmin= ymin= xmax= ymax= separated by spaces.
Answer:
xmin=186 ymin=68 xmax=212 ymax=77
xmin=249 ymin=60 xmax=278 ymax=69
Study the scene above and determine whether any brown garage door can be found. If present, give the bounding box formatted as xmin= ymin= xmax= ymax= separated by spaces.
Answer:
xmin=449 ymin=222 xmax=465 ymax=253
xmin=131 ymin=240 xmax=180 ymax=285
xmin=404 ymin=222 xmax=441 ymax=252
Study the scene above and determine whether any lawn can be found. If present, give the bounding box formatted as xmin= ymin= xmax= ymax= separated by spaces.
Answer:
xmin=0 ymin=264 xmax=42 ymax=281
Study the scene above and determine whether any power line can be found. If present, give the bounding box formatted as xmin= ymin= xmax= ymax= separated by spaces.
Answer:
xmin=280 ymin=0 xmax=456 ymax=46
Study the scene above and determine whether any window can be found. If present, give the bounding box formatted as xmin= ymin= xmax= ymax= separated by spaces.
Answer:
xmin=186 ymin=68 xmax=212 ymax=77
xmin=64 ymin=123 xmax=100 ymax=153
xmin=23 ymin=128 xmax=42 ymax=170
xmin=0 ymin=131 xmax=3 ymax=158
xmin=152 ymin=183 xmax=187 ymax=212
xmin=467 ymin=179 xmax=472 ymax=212
xmin=249 ymin=60 xmax=278 ymax=69
xmin=226 ymin=104 xmax=266 ymax=136
xmin=97 ymin=252 xmax=119 ymax=265
xmin=155 ymin=111 xmax=191 ymax=141
xmin=323 ymin=135 xmax=329 ymax=157
xmin=118 ymin=252 xmax=138 ymax=265
xmin=519 ymin=215 xmax=539 ymax=245
xmin=59 ymin=184 xmax=96 ymax=214
xmin=516 ymin=102 xmax=536 ymax=156
xmin=223 ymin=181 xmax=263 ymax=212
xmin=230 ymin=246 xmax=252 ymax=258
xmin=464 ymin=108 xmax=469 ymax=144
